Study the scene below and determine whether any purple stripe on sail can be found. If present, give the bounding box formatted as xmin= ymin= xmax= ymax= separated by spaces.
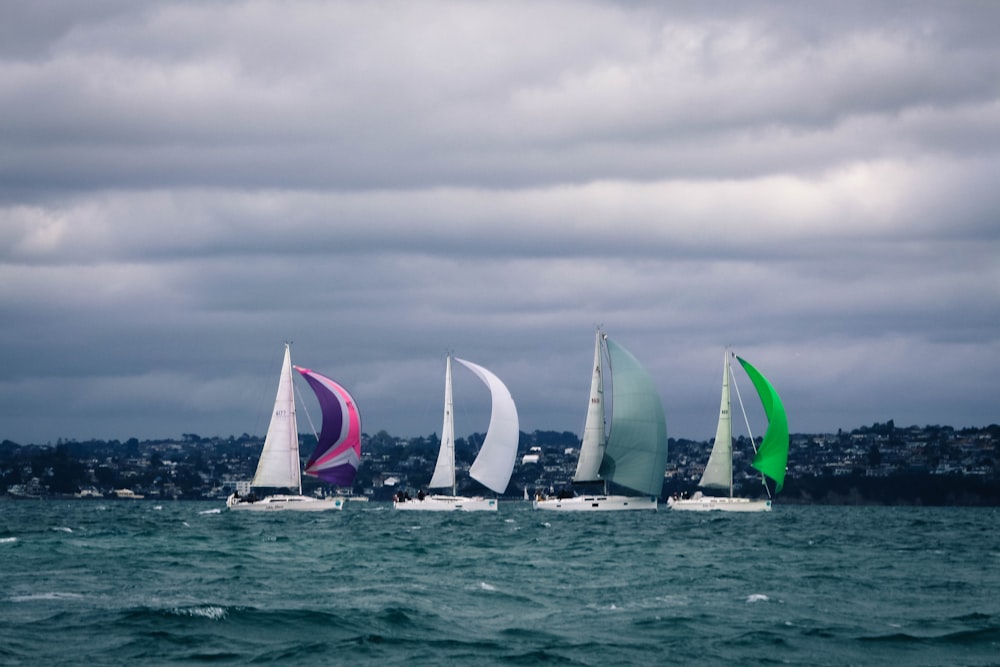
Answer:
xmin=311 ymin=462 xmax=357 ymax=486
xmin=298 ymin=371 xmax=346 ymax=467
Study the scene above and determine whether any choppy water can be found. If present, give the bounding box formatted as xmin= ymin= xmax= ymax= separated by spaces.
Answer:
xmin=1 ymin=500 xmax=998 ymax=666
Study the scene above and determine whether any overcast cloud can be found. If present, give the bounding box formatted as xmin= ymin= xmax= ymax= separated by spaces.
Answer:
xmin=2 ymin=0 xmax=998 ymax=446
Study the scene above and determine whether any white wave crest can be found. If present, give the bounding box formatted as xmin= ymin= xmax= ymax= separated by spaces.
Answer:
xmin=746 ymin=594 xmax=769 ymax=603
xmin=170 ymin=606 xmax=228 ymax=620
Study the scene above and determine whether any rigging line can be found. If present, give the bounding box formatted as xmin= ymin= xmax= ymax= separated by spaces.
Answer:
xmin=295 ymin=381 xmax=320 ymax=444
xmin=729 ymin=355 xmax=757 ymax=453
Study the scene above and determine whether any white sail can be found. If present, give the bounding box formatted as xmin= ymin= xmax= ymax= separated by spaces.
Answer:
xmin=428 ymin=355 xmax=457 ymax=492
xmin=573 ymin=329 xmax=606 ymax=482
xmin=699 ymin=351 xmax=733 ymax=492
xmin=457 ymin=357 xmax=520 ymax=495
xmin=250 ymin=343 xmax=302 ymax=492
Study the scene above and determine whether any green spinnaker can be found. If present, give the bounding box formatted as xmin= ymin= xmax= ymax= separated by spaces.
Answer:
xmin=736 ymin=356 xmax=789 ymax=493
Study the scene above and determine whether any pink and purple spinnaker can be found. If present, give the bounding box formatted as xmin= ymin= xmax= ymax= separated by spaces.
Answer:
xmin=294 ymin=366 xmax=362 ymax=487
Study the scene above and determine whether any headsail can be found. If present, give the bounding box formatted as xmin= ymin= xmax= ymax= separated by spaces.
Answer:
xmin=251 ymin=344 xmax=302 ymax=492
xmin=573 ymin=329 xmax=607 ymax=483
xmin=295 ymin=366 xmax=362 ymax=487
xmin=456 ymin=357 xmax=520 ymax=495
xmin=699 ymin=351 xmax=733 ymax=492
xmin=598 ymin=337 xmax=668 ymax=497
xmin=428 ymin=355 xmax=457 ymax=492
xmin=736 ymin=356 xmax=789 ymax=492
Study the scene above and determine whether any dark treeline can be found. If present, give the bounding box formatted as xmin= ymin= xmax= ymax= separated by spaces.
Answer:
xmin=2 ymin=422 xmax=999 ymax=505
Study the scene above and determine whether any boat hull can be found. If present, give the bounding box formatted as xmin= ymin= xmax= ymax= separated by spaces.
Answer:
xmin=226 ymin=493 xmax=344 ymax=511
xmin=667 ymin=496 xmax=771 ymax=512
xmin=393 ymin=494 xmax=498 ymax=512
xmin=532 ymin=495 xmax=657 ymax=511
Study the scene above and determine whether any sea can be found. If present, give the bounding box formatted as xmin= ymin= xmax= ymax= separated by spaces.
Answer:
xmin=1 ymin=500 xmax=998 ymax=666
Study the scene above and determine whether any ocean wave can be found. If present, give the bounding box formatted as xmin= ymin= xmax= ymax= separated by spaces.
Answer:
xmin=0 ymin=536 xmax=17 ymax=544
xmin=860 ymin=627 xmax=1000 ymax=645
xmin=10 ymin=592 xmax=85 ymax=602
xmin=746 ymin=593 xmax=770 ymax=603
xmin=167 ymin=605 xmax=228 ymax=620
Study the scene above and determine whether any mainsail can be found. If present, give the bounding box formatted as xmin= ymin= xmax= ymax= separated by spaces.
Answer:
xmin=251 ymin=343 xmax=302 ymax=492
xmin=737 ymin=356 xmax=789 ymax=492
xmin=699 ymin=351 xmax=734 ymax=493
xmin=573 ymin=329 xmax=607 ymax=483
xmin=295 ymin=366 xmax=362 ymax=487
xmin=428 ymin=355 xmax=457 ymax=492
xmin=598 ymin=337 xmax=669 ymax=497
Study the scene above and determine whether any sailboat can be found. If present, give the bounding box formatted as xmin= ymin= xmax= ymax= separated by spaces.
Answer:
xmin=668 ymin=350 xmax=788 ymax=512
xmin=394 ymin=355 xmax=519 ymax=512
xmin=533 ymin=330 xmax=668 ymax=511
xmin=227 ymin=343 xmax=362 ymax=511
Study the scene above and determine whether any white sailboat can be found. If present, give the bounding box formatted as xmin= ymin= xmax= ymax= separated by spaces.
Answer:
xmin=533 ymin=330 xmax=668 ymax=511
xmin=227 ymin=343 xmax=362 ymax=512
xmin=394 ymin=355 xmax=519 ymax=512
xmin=668 ymin=350 xmax=788 ymax=512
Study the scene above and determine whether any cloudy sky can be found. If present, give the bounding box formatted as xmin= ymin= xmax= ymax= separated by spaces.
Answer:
xmin=2 ymin=0 xmax=998 ymax=447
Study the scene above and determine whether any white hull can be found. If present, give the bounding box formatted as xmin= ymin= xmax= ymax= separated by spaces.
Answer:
xmin=393 ymin=494 xmax=498 ymax=512
xmin=226 ymin=493 xmax=344 ymax=511
xmin=667 ymin=495 xmax=771 ymax=512
xmin=532 ymin=495 xmax=657 ymax=511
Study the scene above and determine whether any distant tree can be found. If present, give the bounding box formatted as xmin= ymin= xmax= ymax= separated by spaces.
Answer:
xmin=868 ymin=443 xmax=882 ymax=467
